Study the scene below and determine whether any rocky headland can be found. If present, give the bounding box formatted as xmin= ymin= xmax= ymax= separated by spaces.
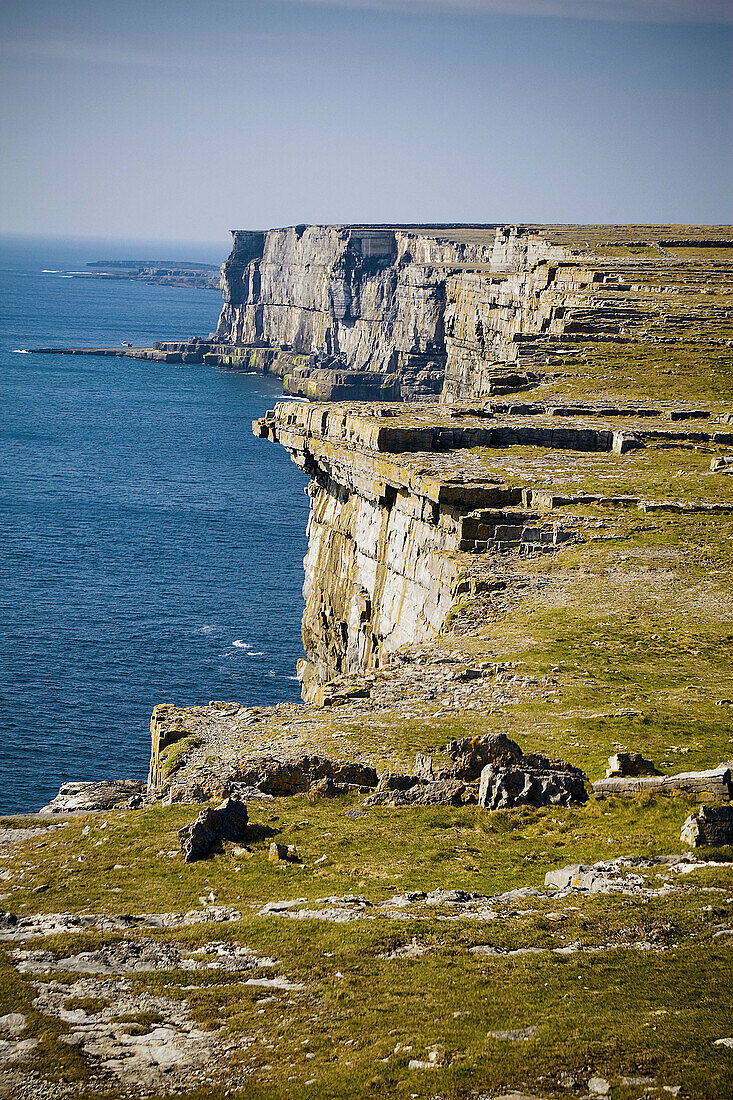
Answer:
xmin=3 ymin=223 xmax=733 ymax=1100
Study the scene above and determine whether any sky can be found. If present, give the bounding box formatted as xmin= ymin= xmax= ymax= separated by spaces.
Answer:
xmin=0 ymin=0 xmax=731 ymax=244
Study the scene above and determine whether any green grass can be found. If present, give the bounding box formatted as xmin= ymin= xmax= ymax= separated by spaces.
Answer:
xmin=0 ymin=793 xmax=725 ymax=916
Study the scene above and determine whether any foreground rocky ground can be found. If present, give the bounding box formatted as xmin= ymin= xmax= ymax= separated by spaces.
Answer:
xmin=1 ymin=801 xmax=732 ymax=1100
xmin=3 ymin=226 xmax=733 ymax=1098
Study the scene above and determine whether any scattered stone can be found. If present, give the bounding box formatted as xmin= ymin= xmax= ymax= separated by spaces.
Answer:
xmin=711 ymin=456 xmax=733 ymax=472
xmin=178 ymin=797 xmax=248 ymax=863
xmin=714 ymin=1037 xmax=733 ymax=1048
xmin=38 ymin=780 xmax=148 ymax=814
xmin=408 ymin=1059 xmax=438 ymax=1070
xmin=268 ymin=842 xmax=299 ymax=863
xmin=478 ymin=754 xmax=588 ymax=810
xmin=681 ymin=804 xmax=733 ymax=847
xmin=487 ymin=1026 xmax=539 ymax=1041
xmin=588 ymin=1078 xmax=611 ymax=1096
xmin=605 ymin=751 xmax=660 ymax=778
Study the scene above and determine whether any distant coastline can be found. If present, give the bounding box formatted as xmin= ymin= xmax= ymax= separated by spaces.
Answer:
xmin=46 ymin=259 xmax=221 ymax=290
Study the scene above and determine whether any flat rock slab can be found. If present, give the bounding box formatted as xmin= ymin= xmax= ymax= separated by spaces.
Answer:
xmin=38 ymin=780 xmax=147 ymax=814
xmin=11 ymin=938 xmax=276 ymax=975
xmin=593 ymin=765 xmax=733 ymax=800
xmin=0 ymin=906 xmax=243 ymax=942
xmin=488 ymin=1026 xmax=539 ymax=1041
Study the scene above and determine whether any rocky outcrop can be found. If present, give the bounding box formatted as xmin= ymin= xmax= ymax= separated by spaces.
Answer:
xmin=681 ymin=804 xmax=733 ymax=847
xmin=178 ymin=797 xmax=249 ymax=862
xmin=39 ymin=780 xmax=148 ymax=814
xmin=478 ymin=755 xmax=588 ymax=810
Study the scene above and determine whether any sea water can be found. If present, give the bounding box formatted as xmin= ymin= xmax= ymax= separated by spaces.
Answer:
xmin=0 ymin=237 xmax=309 ymax=814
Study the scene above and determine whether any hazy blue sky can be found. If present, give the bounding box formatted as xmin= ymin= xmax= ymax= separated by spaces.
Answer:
xmin=1 ymin=0 xmax=730 ymax=243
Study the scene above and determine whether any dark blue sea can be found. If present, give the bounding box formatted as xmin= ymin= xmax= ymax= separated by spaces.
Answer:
xmin=0 ymin=237 xmax=309 ymax=814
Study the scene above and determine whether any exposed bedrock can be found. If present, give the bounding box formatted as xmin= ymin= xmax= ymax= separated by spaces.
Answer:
xmin=214 ymin=224 xmax=580 ymax=401
xmin=216 ymin=223 xmax=733 ymax=404
xmin=255 ymin=401 xmax=559 ymax=702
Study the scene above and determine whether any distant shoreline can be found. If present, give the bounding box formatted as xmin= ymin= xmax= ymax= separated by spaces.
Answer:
xmin=46 ymin=259 xmax=221 ymax=290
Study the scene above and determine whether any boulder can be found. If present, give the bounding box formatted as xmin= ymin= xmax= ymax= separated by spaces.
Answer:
xmin=681 ymin=804 xmax=733 ymax=847
xmin=39 ymin=780 xmax=148 ymax=814
xmin=446 ymin=733 xmax=523 ymax=782
xmin=178 ymin=797 xmax=248 ymax=863
xmin=236 ymin=755 xmax=378 ymax=795
xmin=364 ymin=779 xmax=467 ymax=807
xmin=478 ymin=754 xmax=588 ymax=810
xmin=605 ymin=751 xmax=660 ymax=778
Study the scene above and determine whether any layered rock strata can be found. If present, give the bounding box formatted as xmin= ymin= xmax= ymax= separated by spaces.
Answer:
xmin=215 ymin=223 xmax=733 ymax=403
xmin=254 ymin=400 xmax=580 ymax=702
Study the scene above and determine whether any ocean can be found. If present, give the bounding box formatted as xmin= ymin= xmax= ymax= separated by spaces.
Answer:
xmin=0 ymin=237 xmax=309 ymax=815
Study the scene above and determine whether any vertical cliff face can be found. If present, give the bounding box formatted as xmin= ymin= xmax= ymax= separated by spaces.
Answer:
xmin=217 ymin=225 xmax=452 ymax=398
xmin=254 ymin=402 xmax=471 ymax=700
xmin=299 ymin=477 xmax=462 ymax=701
xmin=254 ymin=401 xmax=575 ymax=702
xmin=215 ymin=223 xmax=594 ymax=401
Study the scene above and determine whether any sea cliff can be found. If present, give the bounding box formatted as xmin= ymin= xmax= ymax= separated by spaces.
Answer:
xmin=3 ymin=225 xmax=733 ymax=1100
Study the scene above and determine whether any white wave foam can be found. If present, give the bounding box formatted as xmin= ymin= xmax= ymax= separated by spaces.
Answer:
xmin=247 ymin=651 xmax=264 ymax=657
xmin=286 ymin=675 xmax=299 ymax=681
xmin=197 ymin=625 xmax=217 ymax=635
xmin=232 ymin=639 xmax=251 ymax=649
xmin=13 ymin=349 xmax=30 ymax=354
xmin=41 ymin=269 xmax=61 ymax=273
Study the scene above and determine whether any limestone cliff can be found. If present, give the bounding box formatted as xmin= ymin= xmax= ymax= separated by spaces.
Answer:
xmin=146 ymin=223 xmax=733 ymax=792
xmin=216 ymin=223 xmax=733 ymax=404
xmin=214 ymin=223 xmax=582 ymax=400
xmin=255 ymin=401 xmax=583 ymax=703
